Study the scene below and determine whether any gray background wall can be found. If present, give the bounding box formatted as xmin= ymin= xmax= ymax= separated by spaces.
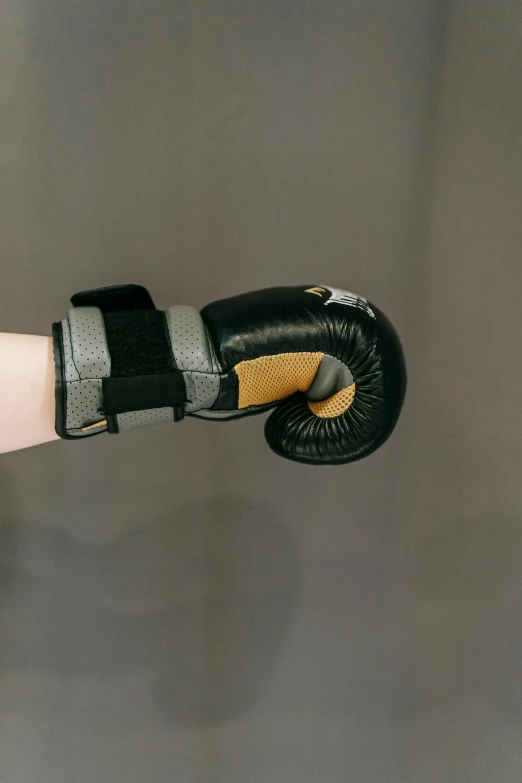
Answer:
xmin=1 ymin=1 xmax=521 ymax=781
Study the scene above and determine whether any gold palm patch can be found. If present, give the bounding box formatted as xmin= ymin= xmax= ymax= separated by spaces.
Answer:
xmin=235 ymin=352 xmax=324 ymax=408
xmin=235 ymin=352 xmax=356 ymax=418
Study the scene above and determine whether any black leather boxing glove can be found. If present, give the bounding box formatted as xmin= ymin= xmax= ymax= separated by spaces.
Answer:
xmin=53 ymin=284 xmax=406 ymax=464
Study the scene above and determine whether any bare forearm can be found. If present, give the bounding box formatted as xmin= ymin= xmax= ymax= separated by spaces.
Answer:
xmin=0 ymin=334 xmax=59 ymax=454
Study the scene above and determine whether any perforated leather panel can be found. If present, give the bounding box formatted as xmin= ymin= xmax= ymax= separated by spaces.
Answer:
xmin=307 ymin=383 xmax=356 ymax=418
xmin=65 ymin=379 xmax=106 ymax=435
xmin=68 ymin=307 xmax=111 ymax=379
xmin=117 ymin=408 xmax=174 ymax=431
xmin=62 ymin=308 xmax=111 ymax=436
xmin=166 ymin=305 xmax=219 ymax=373
xmin=167 ymin=305 xmax=219 ymax=413
xmin=235 ymin=352 xmax=324 ymax=408
xmin=61 ymin=318 xmax=81 ymax=383
xmin=183 ymin=372 xmax=221 ymax=413
xmin=166 ymin=305 xmax=220 ymax=412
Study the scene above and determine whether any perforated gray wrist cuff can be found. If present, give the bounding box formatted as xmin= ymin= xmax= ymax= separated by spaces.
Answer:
xmin=53 ymin=303 xmax=221 ymax=438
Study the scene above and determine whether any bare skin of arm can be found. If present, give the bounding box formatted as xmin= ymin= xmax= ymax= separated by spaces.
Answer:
xmin=0 ymin=334 xmax=59 ymax=455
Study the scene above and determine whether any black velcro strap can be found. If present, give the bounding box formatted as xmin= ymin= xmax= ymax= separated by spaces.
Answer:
xmin=71 ymin=285 xmax=187 ymax=426
xmin=102 ymin=372 xmax=187 ymax=416
xmin=102 ymin=309 xmax=175 ymax=377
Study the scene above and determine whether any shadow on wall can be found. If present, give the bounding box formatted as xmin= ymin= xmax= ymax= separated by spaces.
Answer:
xmin=403 ymin=512 xmax=522 ymax=723
xmin=0 ymin=472 xmax=20 ymax=615
xmin=0 ymin=492 xmax=300 ymax=727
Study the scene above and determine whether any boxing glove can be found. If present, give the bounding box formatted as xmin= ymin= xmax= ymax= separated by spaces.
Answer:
xmin=53 ymin=284 xmax=406 ymax=464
